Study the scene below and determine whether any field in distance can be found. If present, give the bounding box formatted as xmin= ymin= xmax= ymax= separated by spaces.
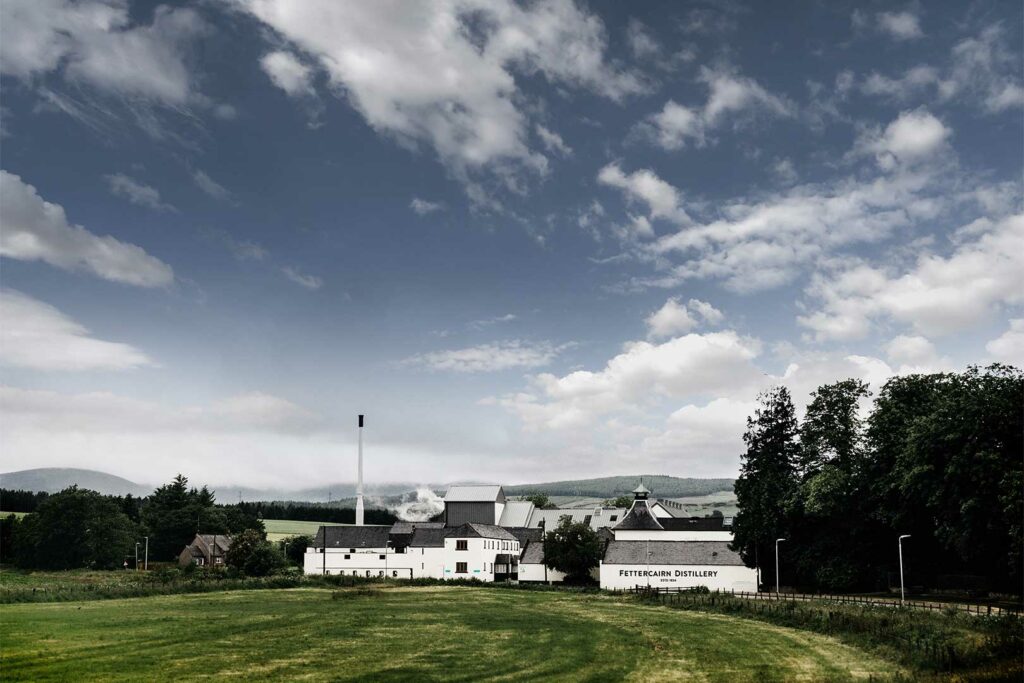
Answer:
xmin=0 ymin=585 xmax=900 ymax=682
xmin=263 ymin=519 xmax=347 ymax=542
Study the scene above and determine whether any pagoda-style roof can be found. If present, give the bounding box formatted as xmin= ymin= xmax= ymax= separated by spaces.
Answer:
xmin=612 ymin=498 xmax=664 ymax=531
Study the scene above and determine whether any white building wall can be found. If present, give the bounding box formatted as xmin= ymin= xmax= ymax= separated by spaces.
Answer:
xmin=441 ymin=536 xmax=519 ymax=581
xmin=600 ymin=562 xmax=758 ymax=592
xmin=303 ymin=546 xmax=446 ymax=579
xmin=613 ymin=530 xmax=734 ymax=542
xmin=518 ymin=563 xmax=567 ymax=583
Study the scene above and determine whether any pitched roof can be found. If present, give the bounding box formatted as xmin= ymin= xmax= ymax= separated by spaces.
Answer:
xmin=313 ymin=525 xmax=391 ymax=549
xmin=603 ymin=541 xmax=744 ymax=566
xmin=444 ymin=522 xmax=517 ymax=541
xmin=613 ymin=499 xmax=664 ymax=531
xmin=527 ymin=507 xmax=626 ymax=531
xmin=409 ymin=527 xmax=446 ymax=547
xmin=444 ymin=485 xmax=505 ymax=502
xmin=196 ymin=534 xmax=232 ymax=554
xmin=506 ymin=527 xmax=543 ymax=546
xmin=498 ymin=500 xmax=534 ymax=526
xmin=658 ymin=516 xmax=727 ymax=532
xmin=520 ymin=540 xmax=545 ymax=565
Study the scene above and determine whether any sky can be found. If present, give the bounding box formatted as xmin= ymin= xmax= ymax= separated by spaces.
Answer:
xmin=0 ymin=0 xmax=1021 ymax=490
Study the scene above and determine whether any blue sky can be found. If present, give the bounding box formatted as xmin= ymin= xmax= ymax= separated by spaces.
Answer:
xmin=1 ymin=0 xmax=1021 ymax=489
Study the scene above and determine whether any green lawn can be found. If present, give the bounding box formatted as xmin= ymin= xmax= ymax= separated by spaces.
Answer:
xmin=0 ymin=586 xmax=900 ymax=682
xmin=263 ymin=518 xmax=346 ymax=542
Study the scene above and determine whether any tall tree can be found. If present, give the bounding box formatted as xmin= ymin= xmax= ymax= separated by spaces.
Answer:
xmin=732 ymin=386 xmax=799 ymax=588
xmin=543 ymin=518 xmax=603 ymax=583
xmin=798 ymin=379 xmax=870 ymax=478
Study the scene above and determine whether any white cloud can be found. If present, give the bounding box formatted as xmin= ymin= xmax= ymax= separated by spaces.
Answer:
xmin=0 ymin=289 xmax=153 ymax=371
xmin=104 ymin=173 xmax=175 ymax=212
xmin=535 ymin=125 xmax=572 ymax=157
xmin=0 ymin=170 xmax=174 ymax=287
xmin=799 ymin=213 xmax=1024 ymax=340
xmin=192 ymin=169 xmax=232 ymax=202
xmin=499 ymin=331 xmax=763 ymax=431
xmin=625 ymin=18 xmax=660 ymax=58
xmin=597 ymin=163 xmax=689 ymax=224
xmin=410 ymin=198 xmax=445 ymax=216
xmin=403 ymin=340 xmax=569 ymax=373
xmin=241 ymin=0 xmax=643 ymax=198
xmin=260 ymin=50 xmax=314 ymax=97
xmin=646 ymin=297 xmax=723 ymax=339
xmin=877 ymin=11 xmax=923 ymax=41
xmin=856 ymin=108 xmax=951 ymax=170
xmin=0 ymin=0 xmax=206 ymax=104
xmin=639 ymin=68 xmax=792 ymax=151
xmin=281 ymin=266 xmax=323 ymax=290
xmin=985 ymin=319 xmax=1024 ymax=367
xmin=883 ymin=334 xmax=945 ymax=372
xmin=638 ymin=397 xmax=756 ymax=466
xmin=860 ymin=24 xmax=1023 ymax=114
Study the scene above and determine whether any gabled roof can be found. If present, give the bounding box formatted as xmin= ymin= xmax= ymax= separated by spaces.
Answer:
xmin=603 ymin=540 xmax=743 ymax=566
xmin=444 ymin=522 xmax=517 ymax=541
xmin=444 ymin=485 xmax=505 ymax=503
xmin=520 ymin=540 xmax=545 ymax=565
xmin=195 ymin=534 xmax=232 ymax=555
xmin=658 ymin=516 xmax=727 ymax=532
xmin=498 ymin=500 xmax=534 ymax=526
xmin=409 ymin=527 xmax=446 ymax=547
xmin=506 ymin=527 xmax=543 ymax=546
xmin=313 ymin=525 xmax=390 ymax=549
xmin=613 ymin=499 xmax=664 ymax=531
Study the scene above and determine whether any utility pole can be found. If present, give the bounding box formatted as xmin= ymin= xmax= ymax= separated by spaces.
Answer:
xmin=356 ymin=414 xmax=365 ymax=526
xmin=144 ymin=536 xmax=149 ymax=571
xmin=775 ymin=538 xmax=786 ymax=595
xmin=135 ymin=542 xmax=140 ymax=571
xmin=899 ymin=535 xmax=911 ymax=604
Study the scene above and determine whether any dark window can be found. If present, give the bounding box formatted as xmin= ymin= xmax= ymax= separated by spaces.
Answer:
xmin=456 ymin=562 xmax=468 ymax=574
xmin=609 ymin=515 xmax=618 ymax=521
xmin=350 ymin=548 xmax=356 ymax=553
xmin=344 ymin=554 xmax=350 ymax=559
xmin=456 ymin=540 xmax=468 ymax=551
xmin=379 ymin=554 xmax=386 ymax=560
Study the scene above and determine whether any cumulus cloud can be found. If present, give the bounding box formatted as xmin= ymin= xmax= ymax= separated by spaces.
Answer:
xmin=403 ymin=340 xmax=570 ymax=373
xmin=876 ymin=11 xmax=923 ymax=41
xmin=646 ymin=297 xmax=723 ymax=339
xmin=0 ymin=0 xmax=208 ymax=106
xmin=855 ymin=108 xmax=951 ymax=170
xmin=498 ymin=331 xmax=763 ymax=431
xmin=638 ymin=67 xmax=793 ymax=151
xmin=260 ymin=50 xmax=315 ymax=97
xmin=0 ymin=289 xmax=154 ymax=371
xmin=799 ymin=213 xmax=1024 ymax=340
xmin=241 ymin=0 xmax=644 ymax=199
xmin=104 ymin=173 xmax=175 ymax=212
xmin=0 ymin=170 xmax=174 ymax=287
xmin=597 ymin=163 xmax=689 ymax=225
xmin=410 ymin=198 xmax=444 ymax=215
xmin=535 ymin=125 xmax=572 ymax=157
xmin=860 ymin=24 xmax=1023 ymax=114
xmin=985 ymin=319 xmax=1024 ymax=367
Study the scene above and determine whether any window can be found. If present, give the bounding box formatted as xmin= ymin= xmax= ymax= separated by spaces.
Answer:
xmin=456 ymin=540 xmax=468 ymax=551
xmin=344 ymin=554 xmax=350 ymax=560
xmin=609 ymin=515 xmax=618 ymax=522
xmin=379 ymin=555 xmax=386 ymax=560
xmin=350 ymin=548 xmax=356 ymax=553
xmin=456 ymin=562 xmax=468 ymax=574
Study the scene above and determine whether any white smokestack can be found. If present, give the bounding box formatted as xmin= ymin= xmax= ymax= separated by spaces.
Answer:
xmin=356 ymin=414 xmax=364 ymax=526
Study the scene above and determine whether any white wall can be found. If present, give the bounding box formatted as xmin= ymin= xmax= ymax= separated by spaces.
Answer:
xmin=613 ymin=530 xmax=734 ymax=541
xmin=518 ymin=563 xmax=567 ymax=583
xmin=442 ymin=536 xmax=519 ymax=582
xmin=600 ymin=562 xmax=758 ymax=592
xmin=303 ymin=546 xmax=445 ymax=579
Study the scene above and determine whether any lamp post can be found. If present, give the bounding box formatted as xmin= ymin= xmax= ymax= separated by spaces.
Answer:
xmin=898 ymin=534 xmax=911 ymax=604
xmin=135 ymin=542 xmax=140 ymax=571
xmin=144 ymin=536 xmax=149 ymax=571
xmin=775 ymin=538 xmax=786 ymax=595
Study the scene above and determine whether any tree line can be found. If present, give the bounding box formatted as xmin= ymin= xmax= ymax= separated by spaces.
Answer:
xmin=235 ymin=501 xmax=397 ymax=525
xmin=1 ymin=475 xmax=265 ymax=570
xmin=732 ymin=365 xmax=1022 ymax=594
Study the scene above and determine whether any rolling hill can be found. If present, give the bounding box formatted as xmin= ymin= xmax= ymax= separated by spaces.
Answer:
xmin=503 ymin=475 xmax=733 ymax=499
xmin=0 ymin=468 xmax=151 ymax=497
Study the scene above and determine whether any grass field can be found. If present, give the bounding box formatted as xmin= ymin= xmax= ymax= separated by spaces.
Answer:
xmin=0 ymin=511 xmax=28 ymax=519
xmin=0 ymin=586 xmax=900 ymax=682
xmin=263 ymin=518 xmax=346 ymax=542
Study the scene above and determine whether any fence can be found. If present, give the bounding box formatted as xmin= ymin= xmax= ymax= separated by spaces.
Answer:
xmin=616 ymin=585 xmax=1021 ymax=615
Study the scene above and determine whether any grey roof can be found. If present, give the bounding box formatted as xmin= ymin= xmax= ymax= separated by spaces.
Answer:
xmin=528 ymin=507 xmax=626 ymax=531
xmin=494 ymin=553 xmax=516 ymax=564
xmin=390 ymin=521 xmax=444 ymax=535
xmin=613 ymin=500 xmax=664 ymax=531
xmin=659 ymin=517 xmax=727 ymax=532
xmin=633 ymin=483 xmax=651 ymax=494
xmin=498 ymin=500 xmax=534 ymax=526
xmin=603 ymin=541 xmax=744 ymax=566
xmin=444 ymin=522 xmax=517 ymax=541
xmin=506 ymin=527 xmax=543 ymax=546
xmin=409 ymin=527 xmax=446 ymax=547
xmin=196 ymin=534 xmax=232 ymax=554
xmin=520 ymin=540 xmax=545 ymax=565
xmin=314 ymin=525 xmax=391 ymax=549
xmin=444 ymin=485 xmax=505 ymax=503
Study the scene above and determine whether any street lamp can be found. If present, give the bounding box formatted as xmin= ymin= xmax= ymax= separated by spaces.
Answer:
xmin=775 ymin=538 xmax=786 ymax=595
xmin=135 ymin=542 xmax=140 ymax=571
xmin=898 ymin=535 xmax=911 ymax=604
xmin=144 ymin=536 xmax=149 ymax=571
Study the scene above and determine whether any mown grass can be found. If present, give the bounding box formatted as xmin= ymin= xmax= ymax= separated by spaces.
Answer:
xmin=263 ymin=518 xmax=346 ymax=542
xmin=0 ymin=586 xmax=901 ymax=682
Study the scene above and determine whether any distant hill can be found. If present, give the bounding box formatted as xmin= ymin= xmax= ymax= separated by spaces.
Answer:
xmin=0 ymin=468 xmax=151 ymax=497
xmin=504 ymin=475 xmax=734 ymax=499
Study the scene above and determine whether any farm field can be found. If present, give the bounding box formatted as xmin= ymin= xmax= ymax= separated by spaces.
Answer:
xmin=0 ymin=511 xmax=28 ymax=519
xmin=263 ymin=518 xmax=346 ymax=542
xmin=0 ymin=586 xmax=900 ymax=682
